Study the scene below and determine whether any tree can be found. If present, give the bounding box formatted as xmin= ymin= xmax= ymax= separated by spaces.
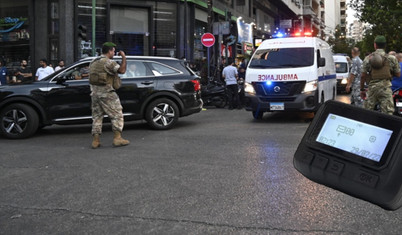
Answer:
xmin=327 ymin=25 xmax=353 ymax=55
xmin=349 ymin=0 xmax=402 ymax=52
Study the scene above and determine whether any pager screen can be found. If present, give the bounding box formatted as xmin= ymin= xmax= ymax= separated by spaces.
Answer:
xmin=316 ymin=113 xmax=393 ymax=162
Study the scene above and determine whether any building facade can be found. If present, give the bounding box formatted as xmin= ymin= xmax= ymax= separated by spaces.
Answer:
xmin=1 ymin=0 xmax=306 ymax=76
xmin=323 ymin=0 xmax=340 ymax=39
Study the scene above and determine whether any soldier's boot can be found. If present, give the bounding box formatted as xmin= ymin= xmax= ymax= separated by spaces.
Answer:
xmin=92 ymin=134 xmax=101 ymax=149
xmin=113 ymin=131 xmax=130 ymax=147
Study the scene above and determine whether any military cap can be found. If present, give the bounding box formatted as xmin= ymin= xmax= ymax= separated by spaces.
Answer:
xmin=374 ymin=35 xmax=386 ymax=44
xmin=103 ymin=42 xmax=116 ymax=47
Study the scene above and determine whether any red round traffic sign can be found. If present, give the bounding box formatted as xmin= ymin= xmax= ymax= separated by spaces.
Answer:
xmin=201 ymin=33 xmax=215 ymax=47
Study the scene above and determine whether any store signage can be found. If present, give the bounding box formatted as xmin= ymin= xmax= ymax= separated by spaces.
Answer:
xmin=0 ymin=17 xmax=27 ymax=33
xmin=201 ymin=33 xmax=215 ymax=47
xmin=280 ymin=19 xmax=292 ymax=29
xmin=221 ymin=45 xmax=232 ymax=57
xmin=243 ymin=42 xmax=254 ymax=55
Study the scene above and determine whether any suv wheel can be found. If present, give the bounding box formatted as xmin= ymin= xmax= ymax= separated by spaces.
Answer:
xmin=0 ymin=104 xmax=39 ymax=139
xmin=145 ymin=98 xmax=179 ymax=130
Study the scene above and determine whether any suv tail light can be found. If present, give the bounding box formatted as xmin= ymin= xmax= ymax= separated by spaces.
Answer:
xmin=191 ymin=79 xmax=201 ymax=92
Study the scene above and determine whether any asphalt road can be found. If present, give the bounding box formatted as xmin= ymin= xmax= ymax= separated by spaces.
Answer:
xmin=1 ymin=94 xmax=401 ymax=234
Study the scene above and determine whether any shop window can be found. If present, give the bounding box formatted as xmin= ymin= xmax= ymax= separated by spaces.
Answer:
xmin=152 ymin=2 xmax=176 ymax=57
xmin=0 ymin=1 xmax=31 ymax=71
xmin=77 ymin=1 xmax=107 ymax=59
xmin=110 ymin=6 xmax=149 ymax=56
xmin=49 ymin=1 xmax=59 ymax=66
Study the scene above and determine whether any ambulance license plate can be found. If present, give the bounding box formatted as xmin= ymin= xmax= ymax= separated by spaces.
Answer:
xmin=270 ymin=102 xmax=284 ymax=110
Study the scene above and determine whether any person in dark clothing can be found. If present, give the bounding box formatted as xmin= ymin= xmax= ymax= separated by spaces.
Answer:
xmin=16 ymin=60 xmax=33 ymax=83
xmin=238 ymin=66 xmax=246 ymax=106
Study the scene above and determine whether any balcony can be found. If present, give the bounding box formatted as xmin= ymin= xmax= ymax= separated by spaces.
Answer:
xmin=303 ymin=5 xmax=316 ymax=17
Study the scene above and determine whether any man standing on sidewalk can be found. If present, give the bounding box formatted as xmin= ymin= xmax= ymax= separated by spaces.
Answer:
xmin=222 ymin=57 xmax=240 ymax=110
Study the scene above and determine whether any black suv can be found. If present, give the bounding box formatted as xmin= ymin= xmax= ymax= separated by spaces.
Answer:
xmin=0 ymin=56 xmax=202 ymax=139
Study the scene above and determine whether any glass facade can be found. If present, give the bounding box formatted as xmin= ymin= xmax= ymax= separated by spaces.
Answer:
xmin=75 ymin=0 xmax=176 ymax=59
xmin=0 ymin=1 xmax=30 ymax=70
xmin=152 ymin=2 xmax=177 ymax=57
xmin=77 ymin=0 xmax=107 ymax=58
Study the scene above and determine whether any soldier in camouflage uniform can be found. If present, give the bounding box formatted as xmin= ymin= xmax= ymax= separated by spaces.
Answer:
xmin=89 ymin=42 xmax=129 ymax=148
xmin=360 ymin=36 xmax=401 ymax=115
xmin=346 ymin=47 xmax=364 ymax=107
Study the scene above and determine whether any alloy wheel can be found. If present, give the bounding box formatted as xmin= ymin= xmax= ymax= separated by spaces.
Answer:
xmin=2 ymin=109 xmax=28 ymax=134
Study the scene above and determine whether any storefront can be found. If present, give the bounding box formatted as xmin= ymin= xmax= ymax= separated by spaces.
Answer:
xmin=76 ymin=0 xmax=178 ymax=59
xmin=0 ymin=1 xmax=32 ymax=72
xmin=0 ymin=0 xmax=259 ymax=77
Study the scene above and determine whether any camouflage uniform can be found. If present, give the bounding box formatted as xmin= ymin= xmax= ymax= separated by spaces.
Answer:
xmin=90 ymin=55 xmax=124 ymax=135
xmin=350 ymin=56 xmax=364 ymax=107
xmin=362 ymin=49 xmax=400 ymax=115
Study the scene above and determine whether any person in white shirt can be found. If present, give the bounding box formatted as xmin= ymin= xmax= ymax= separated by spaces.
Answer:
xmin=35 ymin=58 xmax=54 ymax=81
xmin=54 ymin=59 xmax=65 ymax=71
xmin=222 ymin=57 xmax=240 ymax=109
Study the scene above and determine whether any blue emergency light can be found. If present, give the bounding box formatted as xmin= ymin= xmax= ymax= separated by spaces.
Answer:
xmin=266 ymin=81 xmax=272 ymax=86
xmin=273 ymin=32 xmax=284 ymax=38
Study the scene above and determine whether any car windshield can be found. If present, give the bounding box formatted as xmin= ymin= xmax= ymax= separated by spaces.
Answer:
xmin=248 ymin=47 xmax=314 ymax=69
xmin=336 ymin=62 xmax=348 ymax=73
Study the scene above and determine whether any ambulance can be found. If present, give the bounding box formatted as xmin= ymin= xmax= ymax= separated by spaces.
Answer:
xmin=333 ymin=54 xmax=350 ymax=93
xmin=244 ymin=36 xmax=336 ymax=119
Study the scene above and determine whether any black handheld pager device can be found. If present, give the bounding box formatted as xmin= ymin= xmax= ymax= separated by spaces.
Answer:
xmin=294 ymin=100 xmax=402 ymax=210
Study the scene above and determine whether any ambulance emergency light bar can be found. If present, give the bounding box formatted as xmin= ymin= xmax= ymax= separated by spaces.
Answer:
xmin=294 ymin=100 xmax=402 ymax=210
xmin=272 ymin=31 xmax=312 ymax=38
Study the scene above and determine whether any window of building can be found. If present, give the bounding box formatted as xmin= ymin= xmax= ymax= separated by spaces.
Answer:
xmin=0 ymin=1 xmax=30 ymax=71
xmin=77 ymin=0 xmax=107 ymax=59
xmin=49 ymin=1 xmax=59 ymax=66
xmin=152 ymin=2 xmax=177 ymax=57
xmin=110 ymin=6 xmax=149 ymax=56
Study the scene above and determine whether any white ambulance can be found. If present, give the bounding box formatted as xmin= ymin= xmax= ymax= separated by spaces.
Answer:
xmin=333 ymin=54 xmax=350 ymax=93
xmin=244 ymin=36 xmax=336 ymax=119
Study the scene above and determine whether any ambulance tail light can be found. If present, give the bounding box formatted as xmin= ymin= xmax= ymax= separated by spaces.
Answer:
xmin=245 ymin=82 xmax=256 ymax=94
xmin=303 ymin=80 xmax=318 ymax=93
xmin=293 ymin=31 xmax=312 ymax=37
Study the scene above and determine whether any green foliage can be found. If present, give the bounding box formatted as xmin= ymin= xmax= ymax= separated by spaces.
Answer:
xmin=327 ymin=25 xmax=353 ymax=56
xmin=350 ymin=0 xmax=402 ymax=52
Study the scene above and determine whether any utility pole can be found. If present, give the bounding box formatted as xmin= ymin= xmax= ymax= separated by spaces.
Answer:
xmin=92 ymin=0 xmax=96 ymax=56
xmin=207 ymin=0 xmax=213 ymax=78
xmin=184 ymin=0 xmax=188 ymax=59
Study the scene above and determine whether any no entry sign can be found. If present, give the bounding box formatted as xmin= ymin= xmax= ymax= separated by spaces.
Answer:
xmin=201 ymin=33 xmax=215 ymax=47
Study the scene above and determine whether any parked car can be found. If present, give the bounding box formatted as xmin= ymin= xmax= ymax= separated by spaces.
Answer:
xmin=0 ymin=56 xmax=203 ymax=139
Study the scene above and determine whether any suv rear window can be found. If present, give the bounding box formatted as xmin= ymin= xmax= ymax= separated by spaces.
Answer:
xmin=249 ymin=47 xmax=314 ymax=69
xmin=148 ymin=62 xmax=181 ymax=75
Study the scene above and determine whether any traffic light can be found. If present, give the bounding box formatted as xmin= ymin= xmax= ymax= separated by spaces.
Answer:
xmin=78 ymin=24 xmax=87 ymax=41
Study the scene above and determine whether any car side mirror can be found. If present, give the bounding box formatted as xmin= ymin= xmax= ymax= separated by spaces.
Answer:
xmin=318 ymin=58 xmax=326 ymax=67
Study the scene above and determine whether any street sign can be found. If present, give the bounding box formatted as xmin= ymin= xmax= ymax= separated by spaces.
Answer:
xmin=201 ymin=33 xmax=215 ymax=47
xmin=221 ymin=45 xmax=232 ymax=57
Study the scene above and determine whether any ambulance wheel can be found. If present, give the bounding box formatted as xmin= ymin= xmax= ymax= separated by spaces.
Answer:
xmin=333 ymin=88 xmax=336 ymax=100
xmin=253 ymin=111 xmax=264 ymax=119
xmin=0 ymin=103 xmax=39 ymax=139
xmin=321 ymin=92 xmax=325 ymax=104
